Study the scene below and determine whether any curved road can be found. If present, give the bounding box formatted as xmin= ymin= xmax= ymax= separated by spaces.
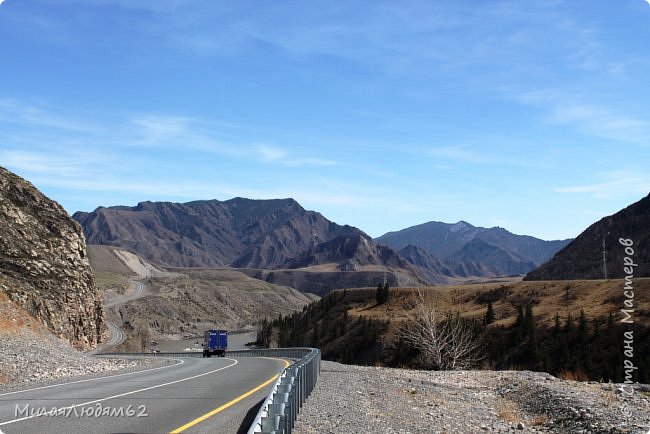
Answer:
xmin=92 ymin=281 xmax=146 ymax=354
xmin=108 ymin=281 xmax=145 ymax=308
xmin=0 ymin=356 xmax=287 ymax=434
xmin=102 ymin=321 xmax=125 ymax=349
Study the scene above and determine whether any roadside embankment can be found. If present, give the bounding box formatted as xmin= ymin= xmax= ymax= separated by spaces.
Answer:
xmin=294 ymin=361 xmax=650 ymax=433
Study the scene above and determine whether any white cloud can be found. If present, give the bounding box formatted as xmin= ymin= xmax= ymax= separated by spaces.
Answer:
xmin=0 ymin=149 xmax=107 ymax=178
xmin=0 ymin=99 xmax=100 ymax=133
xmin=554 ymin=171 xmax=650 ymax=199
xmin=256 ymin=144 xmax=288 ymax=163
xmin=132 ymin=115 xmax=190 ymax=142
xmin=255 ymin=144 xmax=337 ymax=167
xmin=517 ymin=90 xmax=650 ymax=145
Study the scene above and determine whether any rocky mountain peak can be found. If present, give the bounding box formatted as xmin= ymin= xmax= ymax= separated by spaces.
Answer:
xmin=450 ymin=220 xmax=473 ymax=232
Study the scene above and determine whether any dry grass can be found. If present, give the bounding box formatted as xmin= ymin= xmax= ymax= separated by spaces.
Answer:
xmin=93 ymin=271 xmax=129 ymax=292
xmin=559 ymin=369 xmax=590 ymax=382
xmin=497 ymin=399 xmax=548 ymax=427
xmin=346 ymin=278 xmax=650 ymax=327
xmin=496 ymin=401 xmax=522 ymax=423
xmin=601 ymin=385 xmax=620 ymax=408
xmin=530 ymin=414 xmax=549 ymax=426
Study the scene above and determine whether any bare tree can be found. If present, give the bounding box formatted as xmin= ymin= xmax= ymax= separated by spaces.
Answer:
xmin=400 ymin=288 xmax=483 ymax=370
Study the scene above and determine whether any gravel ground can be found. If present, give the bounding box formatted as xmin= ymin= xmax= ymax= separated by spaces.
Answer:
xmin=294 ymin=361 xmax=650 ymax=434
xmin=0 ymin=328 xmax=164 ymax=390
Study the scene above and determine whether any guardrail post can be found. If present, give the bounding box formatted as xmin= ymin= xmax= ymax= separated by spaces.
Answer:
xmin=260 ymin=414 xmax=280 ymax=433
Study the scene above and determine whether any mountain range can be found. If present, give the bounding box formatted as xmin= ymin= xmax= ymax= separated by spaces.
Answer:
xmin=73 ymin=198 xmax=573 ymax=292
xmin=525 ymin=193 xmax=650 ymax=280
xmin=74 ymin=198 xmax=360 ymax=268
xmin=377 ymin=220 xmax=571 ymax=278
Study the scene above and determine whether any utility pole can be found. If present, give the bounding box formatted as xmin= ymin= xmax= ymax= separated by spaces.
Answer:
xmin=602 ymin=237 xmax=607 ymax=279
xmin=383 ymin=270 xmax=387 ymax=287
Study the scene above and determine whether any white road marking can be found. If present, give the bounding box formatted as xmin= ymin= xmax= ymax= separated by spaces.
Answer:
xmin=0 ymin=358 xmax=184 ymax=397
xmin=0 ymin=358 xmax=238 ymax=427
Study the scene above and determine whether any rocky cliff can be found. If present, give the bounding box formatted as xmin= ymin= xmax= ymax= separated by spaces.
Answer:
xmin=0 ymin=166 xmax=104 ymax=350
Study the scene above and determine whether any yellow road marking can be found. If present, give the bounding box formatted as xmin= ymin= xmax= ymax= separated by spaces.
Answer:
xmin=170 ymin=359 xmax=290 ymax=433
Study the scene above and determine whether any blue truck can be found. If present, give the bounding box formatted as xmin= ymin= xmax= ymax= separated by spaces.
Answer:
xmin=202 ymin=330 xmax=228 ymax=357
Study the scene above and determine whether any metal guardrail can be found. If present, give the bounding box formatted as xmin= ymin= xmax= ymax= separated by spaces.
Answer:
xmin=97 ymin=347 xmax=321 ymax=434
xmin=245 ymin=348 xmax=320 ymax=434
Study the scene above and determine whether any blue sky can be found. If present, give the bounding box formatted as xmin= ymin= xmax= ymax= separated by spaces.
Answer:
xmin=1 ymin=0 xmax=649 ymax=240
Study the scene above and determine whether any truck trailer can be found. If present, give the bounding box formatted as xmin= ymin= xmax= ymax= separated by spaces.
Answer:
xmin=203 ymin=329 xmax=228 ymax=357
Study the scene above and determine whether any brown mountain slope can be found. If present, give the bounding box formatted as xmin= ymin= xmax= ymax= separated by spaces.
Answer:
xmin=525 ymin=193 xmax=650 ymax=280
xmin=74 ymin=198 xmax=429 ymax=291
xmin=74 ymin=198 xmax=363 ymax=268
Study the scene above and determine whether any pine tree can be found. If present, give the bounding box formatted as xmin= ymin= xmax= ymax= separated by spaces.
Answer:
xmin=564 ymin=313 xmax=574 ymax=334
xmin=485 ymin=302 xmax=495 ymax=325
xmin=578 ymin=310 xmax=589 ymax=345
xmin=592 ymin=318 xmax=601 ymax=340
xmin=278 ymin=323 xmax=288 ymax=348
xmin=553 ymin=313 xmax=561 ymax=336
xmin=515 ymin=305 xmax=525 ymax=328
xmin=524 ymin=304 xmax=539 ymax=364
xmin=513 ymin=305 xmax=525 ymax=343
xmin=376 ymin=283 xmax=385 ymax=305
xmin=376 ymin=283 xmax=390 ymax=304
xmin=312 ymin=321 xmax=320 ymax=347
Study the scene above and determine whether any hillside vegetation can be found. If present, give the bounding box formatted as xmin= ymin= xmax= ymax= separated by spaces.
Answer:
xmin=264 ymin=279 xmax=650 ymax=383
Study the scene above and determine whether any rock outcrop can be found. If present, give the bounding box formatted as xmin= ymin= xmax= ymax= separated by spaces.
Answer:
xmin=0 ymin=166 xmax=104 ymax=350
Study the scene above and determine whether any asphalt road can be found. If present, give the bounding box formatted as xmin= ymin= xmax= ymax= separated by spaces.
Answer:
xmin=103 ymin=320 xmax=126 ymax=348
xmin=158 ymin=332 xmax=258 ymax=353
xmin=91 ymin=280 xmax=145 ymax=355
xmin=0 ymin=356 xmax=287 ymax=434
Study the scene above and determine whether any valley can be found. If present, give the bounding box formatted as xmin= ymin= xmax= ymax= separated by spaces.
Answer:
xmin=88 ymin=245 xmax=315 ymax=352
xmin=1 ymin=166 xmax=649 ymax=433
